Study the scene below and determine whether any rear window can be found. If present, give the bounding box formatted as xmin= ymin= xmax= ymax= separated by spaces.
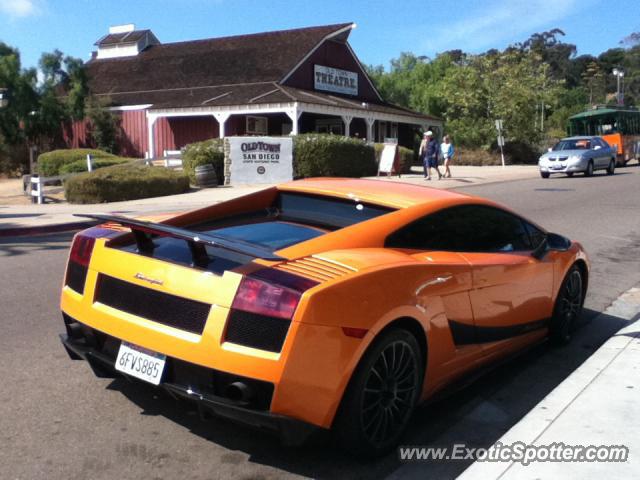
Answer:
xmin=277 ymin=192 xmax=393 ymax=228
xmin=206 ymin=221 xmax=324 ymax=250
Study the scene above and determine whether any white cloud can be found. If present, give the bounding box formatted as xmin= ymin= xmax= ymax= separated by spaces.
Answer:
xmin=423 ymin=0 xmax=596 ymax=54
xmin=0 ymin=0 xmax=40 ymax=18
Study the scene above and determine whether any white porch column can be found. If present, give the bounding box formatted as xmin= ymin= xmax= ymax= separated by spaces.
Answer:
xmin=146 ymin=114 xmax=158 ymax=159
xmin=286 ymin=106 xmax=303 ymax=135
xmin=365 ymin=117 xmax=375 ymax=143
xmin=213 ymin=112 xmax=231 ymax=138
xmin=341 ymin=115 xmax=353 ymax=137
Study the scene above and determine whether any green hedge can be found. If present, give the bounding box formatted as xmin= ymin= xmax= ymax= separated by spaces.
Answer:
xmin=64 ymin=164 xmax=190 ymax=204
xmin=374 ymin=143 xmax=414 ymax=174
xmin=293 ymin=134 xmax=377 ymax=178
xmin=38 ymin=149 xmax=117 ymax=176
xmin=181 ymin=139 xmax=225 ymax=184
xmin=59 ymin=157 xmax=132 ymax=175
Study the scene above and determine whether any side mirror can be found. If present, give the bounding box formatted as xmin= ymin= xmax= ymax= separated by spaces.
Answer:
xmin=531 ymin=237 xmax=549 ymax=260
xmin=547 ymin=232 xmax=571 ymax=251
xmin=593 ymin=145 xmax=601 ymax=150
xmin=547 ymin=147 xmax=553 ymax=152
xmin=531 ymin=232 xmax=571 ymax=260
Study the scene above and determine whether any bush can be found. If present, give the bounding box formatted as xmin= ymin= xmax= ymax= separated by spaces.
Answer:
xmin=38 ymin=149 xmax=116 ymax=176
xmin=453 ymin=147 xmax=508 ymax=166
xmin=64 ymin=164 xmax=190 ymax=204
xmin=374 ymin=143 xmax=414 ymax=174
xmin=500 ymin=140 xmax=541 ymax=165
xmin=59 ymin=157 xmax=132 ymax=175
xmin=0 ymin=143 xmax=28 ymax=176
xmin=293 ymin=134 xmax=377 ymax=178
xmin=181 ymin=139 xmax=224 ymax=184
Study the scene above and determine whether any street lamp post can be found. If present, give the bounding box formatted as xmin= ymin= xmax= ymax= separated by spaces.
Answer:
xmin=612 ymin=68 xmax=625 ymax=106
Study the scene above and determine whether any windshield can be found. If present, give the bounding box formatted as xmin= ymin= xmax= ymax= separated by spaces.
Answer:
xmin=553 ymin=139 xmax=592 ymax=151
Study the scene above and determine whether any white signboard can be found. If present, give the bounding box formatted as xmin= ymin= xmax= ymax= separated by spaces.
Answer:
xmin=378 ymin=144 xmax=397 ymax=174
xmin=314 ymin=65 xmax=358 ymax=96
xmin=229 ymin=137 xmax=293 ymax=184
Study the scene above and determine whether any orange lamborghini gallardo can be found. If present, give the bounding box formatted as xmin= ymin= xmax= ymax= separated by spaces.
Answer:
xmin=60 ymin=178 xmax=588 ymax=457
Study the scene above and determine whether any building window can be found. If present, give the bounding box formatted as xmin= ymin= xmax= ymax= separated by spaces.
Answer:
xmin=315 ymin=118 xmax=343 ymax=135
xmin=246 ymin=116 xmax=268 ymax=135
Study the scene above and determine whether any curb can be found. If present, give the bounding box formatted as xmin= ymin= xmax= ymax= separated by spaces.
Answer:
xmin=0 ymin=221 xmax=98 ymax=238
xmin=458 ymin=287 xmax=640 ymax=479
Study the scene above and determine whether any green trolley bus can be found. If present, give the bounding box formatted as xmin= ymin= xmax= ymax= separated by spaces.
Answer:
xmin=568 ymin=106 xmax=640 ymax=166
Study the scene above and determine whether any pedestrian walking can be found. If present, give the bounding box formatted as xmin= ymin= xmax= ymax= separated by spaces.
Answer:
xmin=440 ymin=135 xmax=454 ymax=178
xmin=419 ymin=131 xmax=442 ymax=180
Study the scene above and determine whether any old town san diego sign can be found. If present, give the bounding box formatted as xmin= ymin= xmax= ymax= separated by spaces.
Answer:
xmin=229 ymin=136 xmax=293 ymax=184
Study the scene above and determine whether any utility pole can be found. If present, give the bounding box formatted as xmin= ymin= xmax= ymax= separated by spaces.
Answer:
xmin=495 ymin=119 xmax=505 ymax=168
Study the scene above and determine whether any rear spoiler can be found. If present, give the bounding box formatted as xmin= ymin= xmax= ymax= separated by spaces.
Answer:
xmin=74 ymin=213 xmax=285 ymax=263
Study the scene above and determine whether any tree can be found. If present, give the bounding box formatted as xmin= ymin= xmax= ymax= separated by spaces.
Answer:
xmin=0 ymin=43 xmax=38 ymax=145
xmin=86 ymin=97 xmax=119 ymax=154
xmin=516 ymin=29 xmax=577 ymax=82
xmin=581 ymin=61 xmax=606 ymax=105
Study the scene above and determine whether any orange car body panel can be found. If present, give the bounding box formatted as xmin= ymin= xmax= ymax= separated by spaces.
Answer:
xmin=60 ymin=178 xmax=589 ymax=429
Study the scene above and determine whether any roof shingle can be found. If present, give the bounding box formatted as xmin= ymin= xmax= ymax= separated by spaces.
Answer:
xmin=88 ymin=23 xmax=354 ymax=96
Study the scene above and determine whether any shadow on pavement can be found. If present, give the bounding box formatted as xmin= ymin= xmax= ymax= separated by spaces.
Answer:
xmin=0 ymin=231 xmax=74 ymax=257
xmin=106 ymin=305 xmax=630 ymax=480
xmin=0 ymin=213 xmax=45 ymax=219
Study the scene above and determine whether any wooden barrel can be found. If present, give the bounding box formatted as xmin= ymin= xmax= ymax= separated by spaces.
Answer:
xmin=195 ymin=164 xmax=217 ymax=187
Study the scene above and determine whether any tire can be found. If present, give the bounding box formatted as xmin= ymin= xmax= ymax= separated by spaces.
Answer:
xmin=540 ymin=171 xmax=550 ymax=179
xmin=566 ymin=172 xmax=574 ymax=177
xmin=549 ymin=265 xmax=585 ymax=345
xmin=606 ymin=159 xmax=615 ymax=175
xmin=585 ymin=161 xmax=594 ymax=177
xmin=333 ymin=328 xmax=424 ymax=458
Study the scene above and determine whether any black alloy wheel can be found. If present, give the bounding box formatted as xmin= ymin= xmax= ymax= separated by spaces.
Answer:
xmin=540 ymin=171 xmax=550 ymax=178
xmin=585 ymin=161 xmax=594 ymax=177
xmin=334 ymin=329 xmax=424 ymax=458
xmin=606 ymin=159 xmax=615 ymax=175
xmin=550 ymin=266 xmax=584 ymax=344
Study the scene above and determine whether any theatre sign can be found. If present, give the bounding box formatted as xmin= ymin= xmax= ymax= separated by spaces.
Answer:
xmin=314 ymin=65 xmax=358 ymax=96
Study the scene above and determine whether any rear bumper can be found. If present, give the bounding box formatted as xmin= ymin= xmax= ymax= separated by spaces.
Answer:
xmin=60 ymin=324 xmax=320 ymax=446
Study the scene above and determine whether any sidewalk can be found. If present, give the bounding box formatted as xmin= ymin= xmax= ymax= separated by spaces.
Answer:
xmin=0 ymin=165 xmax=537 ymax=234
xmin=458 ymin=287 xmax=640 ymax=479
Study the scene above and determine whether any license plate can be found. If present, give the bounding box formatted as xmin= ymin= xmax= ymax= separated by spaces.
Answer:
xmin=115 ymin=342 xmax=166 ymax=385
xmin=551 ymin=165 xmax=564 ymax=170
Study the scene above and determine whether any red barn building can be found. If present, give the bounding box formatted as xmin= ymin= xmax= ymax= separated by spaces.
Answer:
xmin=66 ymin=23 xmax=441 ymax=158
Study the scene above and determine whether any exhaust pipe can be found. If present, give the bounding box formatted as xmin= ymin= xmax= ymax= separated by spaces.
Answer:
xmin=225 ymin=382 xmax=253 ymax=403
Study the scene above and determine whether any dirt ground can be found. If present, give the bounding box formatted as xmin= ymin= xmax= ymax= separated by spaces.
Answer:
xmin=0 ymin=178 xmax=65 ymax=205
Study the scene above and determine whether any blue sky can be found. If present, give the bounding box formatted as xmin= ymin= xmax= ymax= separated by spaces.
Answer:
xmin=1 ymin=0 xmax=638 ymax=72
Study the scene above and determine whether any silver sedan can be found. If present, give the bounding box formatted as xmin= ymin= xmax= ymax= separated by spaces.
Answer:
xmin=538 ymin=136 xmax=617 ymax=178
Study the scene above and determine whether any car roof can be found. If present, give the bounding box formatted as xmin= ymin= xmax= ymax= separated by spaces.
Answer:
xmin=277 ymin=178 xmax=469 ymax=209
xmin=560 ymin=136 xmax=600 ymax=141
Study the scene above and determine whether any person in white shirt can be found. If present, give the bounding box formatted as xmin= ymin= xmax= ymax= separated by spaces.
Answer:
xmin=440 ymin=135 xmax=454 ymax=178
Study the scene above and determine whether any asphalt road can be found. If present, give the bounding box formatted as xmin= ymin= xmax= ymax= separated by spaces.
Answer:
xmin=1 ymin=165 xmax=639 ymax=480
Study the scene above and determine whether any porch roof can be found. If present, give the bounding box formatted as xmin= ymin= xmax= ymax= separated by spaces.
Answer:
xmin=102 ymin=81 xmax=438 ymax=123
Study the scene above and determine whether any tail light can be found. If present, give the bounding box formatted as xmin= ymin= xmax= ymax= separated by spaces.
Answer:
xmin=232 ymin=277 xmax=301 ymax=320
xmin=226 ymin=269 xmax=318 ymax=352
xmin=69 ymin=234 xmax=96 ymax=267
xmin=65 ymin=228 xmax=116 ymax=294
